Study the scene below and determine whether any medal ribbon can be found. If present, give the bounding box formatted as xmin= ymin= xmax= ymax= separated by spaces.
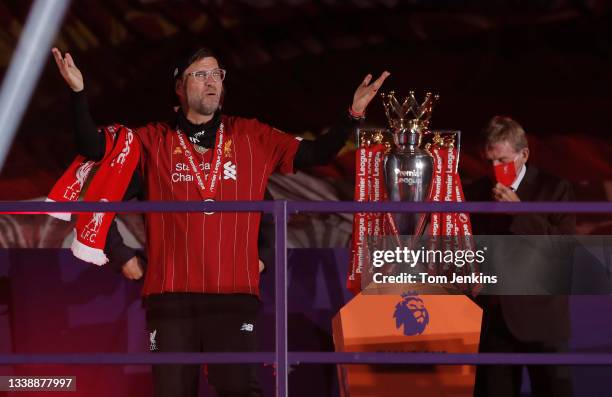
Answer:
xmin=176 ymin=122 xmax=225 ymax=201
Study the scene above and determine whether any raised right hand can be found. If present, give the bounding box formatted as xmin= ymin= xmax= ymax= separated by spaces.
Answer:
xmin=52 ymin=47 xmax=84 ymax=92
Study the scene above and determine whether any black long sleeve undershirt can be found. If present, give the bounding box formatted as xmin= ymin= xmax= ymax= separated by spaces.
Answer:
xmin=293 ymin=113 xmax=359 ymax=168
xmin=71 ymin=90 xmax=359 ymax=172
xmin=72 ymin=91 xmax=105 ymax=161
xmin=73 ymin=90 xmax=360 ymax=271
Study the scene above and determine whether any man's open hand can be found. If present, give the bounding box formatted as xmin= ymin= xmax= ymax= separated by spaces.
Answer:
xmin=351 ymin=71 xmax=390 ymax=115
xmin=52 ymin=47 xmax=84 ymax=92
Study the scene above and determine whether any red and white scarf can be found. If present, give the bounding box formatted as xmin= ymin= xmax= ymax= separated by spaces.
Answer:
xmin=46 ymin=125 xmax=140 ymax=265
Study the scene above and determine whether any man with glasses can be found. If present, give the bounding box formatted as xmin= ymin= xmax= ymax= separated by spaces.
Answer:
xmin=52 ymin=46 xmax=389 ymax=397
xmin=466 ymin=116 xmax=575 ymax=397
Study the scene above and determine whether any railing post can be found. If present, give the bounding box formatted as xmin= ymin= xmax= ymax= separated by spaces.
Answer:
xmin=274 ymin=200 xmax=288 ymax=397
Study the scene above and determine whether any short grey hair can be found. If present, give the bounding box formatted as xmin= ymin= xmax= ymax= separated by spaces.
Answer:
xmin=481 ymin=116 xmax=528 ymax=152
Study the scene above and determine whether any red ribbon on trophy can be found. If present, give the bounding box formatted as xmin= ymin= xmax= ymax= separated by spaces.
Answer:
xmin=347 ymin=141 xmax=388 ymax=295
xmin=428 ymin=140 xmax=478 ymax=293
xmin=347 ymin=146 xmax=370 ymax=295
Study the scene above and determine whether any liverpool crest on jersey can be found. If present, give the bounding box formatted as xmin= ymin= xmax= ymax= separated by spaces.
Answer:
xmin=224 ymin=139 xmax=232 ymax=158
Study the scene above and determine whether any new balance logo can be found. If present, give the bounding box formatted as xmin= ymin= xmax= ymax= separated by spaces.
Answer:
xmin=240 ymin=323 xmax=254 ymax=332
xmin=223 ymin=161 xmax=237 ymax=180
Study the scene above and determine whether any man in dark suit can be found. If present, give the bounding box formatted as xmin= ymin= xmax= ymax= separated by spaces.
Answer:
xmin=466 ymin=116 xmax=576 ymax=397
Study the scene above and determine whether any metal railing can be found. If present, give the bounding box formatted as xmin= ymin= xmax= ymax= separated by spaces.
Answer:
xmin=2 ymin=2 xmax=611 ymax=395
xmin=0 ymin=200 xmax=611 ymax=397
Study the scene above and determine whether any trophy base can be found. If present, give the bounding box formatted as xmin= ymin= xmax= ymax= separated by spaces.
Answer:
xmin=332 ymin=288 xmax=482 ymax=397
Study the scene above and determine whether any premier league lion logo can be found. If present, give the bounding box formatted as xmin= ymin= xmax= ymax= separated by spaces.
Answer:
xmin=393 ymin=292 xmax=430 ymax=336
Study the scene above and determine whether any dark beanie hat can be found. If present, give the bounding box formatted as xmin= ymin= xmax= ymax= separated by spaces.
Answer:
xmin=172 ymin=47 xmax=220 ymax=81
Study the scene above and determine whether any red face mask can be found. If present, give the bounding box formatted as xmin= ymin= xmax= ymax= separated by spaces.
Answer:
xmin=493 ymin=161 xmax=517 ymax=187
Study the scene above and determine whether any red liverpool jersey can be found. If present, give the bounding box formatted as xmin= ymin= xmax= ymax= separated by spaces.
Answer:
xmin=133 ymin=115 xmax=300 ymax=296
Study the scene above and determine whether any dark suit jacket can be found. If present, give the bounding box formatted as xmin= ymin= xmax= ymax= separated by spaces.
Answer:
xmin=465 ymin=166 xmax=576 ymax=342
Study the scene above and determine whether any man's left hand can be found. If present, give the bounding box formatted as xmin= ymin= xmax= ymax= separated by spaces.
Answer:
xmin=492 ymin=183 xmax=521 ymax=202
xmin=122 ymin=256 xmax=144 ymax=280
xmin=351 ymin=71 xmax=391 ymax=115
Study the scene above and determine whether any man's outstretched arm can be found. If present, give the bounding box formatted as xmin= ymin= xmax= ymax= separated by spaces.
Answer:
xmin=293 ymin=71 xmax=390 ymax=169
xmin=54 ymin=47 xmax=144 ymax=278
xmin=52 ymin=47 xmax=106 ymax=160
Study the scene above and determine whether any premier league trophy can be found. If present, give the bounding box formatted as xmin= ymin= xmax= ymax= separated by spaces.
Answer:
xmin=337 ymin=90 xmax=482 ymax=397
xmin=381 ymin=91 xmax=438 ymax=236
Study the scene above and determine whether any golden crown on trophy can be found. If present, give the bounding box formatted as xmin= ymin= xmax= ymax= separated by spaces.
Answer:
xmin=380 ymin=91 xmax=439 ymax=134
